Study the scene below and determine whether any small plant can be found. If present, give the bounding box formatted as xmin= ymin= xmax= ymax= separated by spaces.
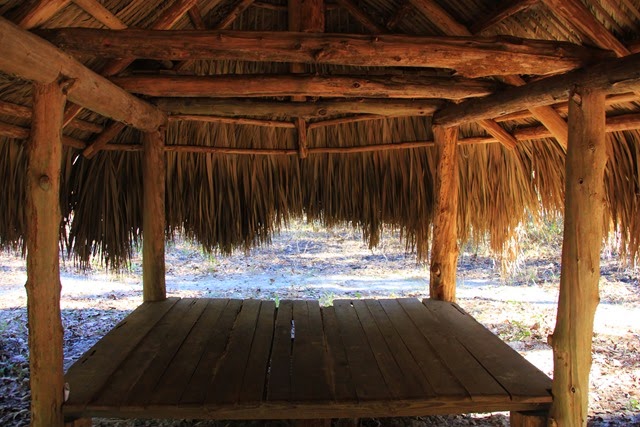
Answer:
xmin=319 ymin=292 xmax=335 ymax=307
xmin=627 ymin=397 xmax=640 ymax=411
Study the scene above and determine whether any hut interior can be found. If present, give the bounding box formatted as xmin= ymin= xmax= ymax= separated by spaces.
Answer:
xmin=1 ymin=0 xmax=639 ymax=426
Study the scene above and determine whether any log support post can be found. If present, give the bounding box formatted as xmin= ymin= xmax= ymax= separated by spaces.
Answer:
xmin=429 ymin=125 xmax=459 ymax=302
xmin=510 ymin=410 xmax=548 ymax=427
xmin=142 ymin=129 xmax=166 ymax=302
xmin=26 ymin=80 xmax=69 ymax=427
xmin=549 ymin=86 xmax=607 ymax=426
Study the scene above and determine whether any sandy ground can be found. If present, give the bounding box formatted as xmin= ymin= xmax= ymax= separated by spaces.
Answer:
xmin=0 ymin=223 xmax=639 ymax=426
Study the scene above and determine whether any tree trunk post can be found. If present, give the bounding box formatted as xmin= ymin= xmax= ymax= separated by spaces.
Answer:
xmin=548 ymin=86 xmax=607 ymax=426
xmin=142 ymin=129 xmax=166 ymax=302
xmin=429 ymin=125 xmax=459 ymax=302
xmin=26 ymin=80 xmax=69 ymax=427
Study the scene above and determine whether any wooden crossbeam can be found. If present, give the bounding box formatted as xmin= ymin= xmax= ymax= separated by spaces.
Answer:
xmin=0 ymin=17 xmax=165 ymax=131
xmin=112 ymin=74 xmax=497 ymax=100
xmin=434 ymin=53 xmax=640 ymax=127
xmin=39 ymin=29 xmax=607 ymax=78
xmin=0 ymin=100 xmax=103 ymax=133
xmin=471 ymin=0 xmax=538 ymax=34
xmin=155 ymin=98 xmax=444 ymax=118
xmin=82 ymin=122 xmax=126 ymax=158
xmin=386 ymin=1 xmax=413 ymax=30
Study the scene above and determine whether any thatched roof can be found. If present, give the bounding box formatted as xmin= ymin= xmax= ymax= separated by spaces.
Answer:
xmin=1 ymin=0 xmax=639 ymax=269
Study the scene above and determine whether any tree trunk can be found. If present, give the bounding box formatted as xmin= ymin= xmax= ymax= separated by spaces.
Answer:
xmin=142 ymin=129 xmax=166 ymax=302
xmin=549 ymin=87 xmax=607 ymax=426
xmin=429 ymin=125 xmax=459 ymax=302
xmin=26 ymin=80 xmax=68 ymax=427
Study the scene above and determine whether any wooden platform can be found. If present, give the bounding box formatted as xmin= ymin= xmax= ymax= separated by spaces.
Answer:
xmin=63 ymin=298 xmax=552 ymax=421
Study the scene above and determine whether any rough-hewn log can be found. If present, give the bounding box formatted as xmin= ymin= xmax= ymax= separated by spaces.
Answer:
xmin=142 ymin=129 xmax=166 ymax=302
xmin=386 ymin=0 xmax=413 ymax=30
xmin=429 ymin=125 xmax=459 ymax=302
xmin=541 ymin=0 xmax=629 ymax=57
xmin=0 ymin=100 xmax=103 ymax=133
xmin=26 ymin=80 xmax=68 ymax=427
xmin=434 ymin=52 xmax=640 ymax=127
xmin=217 ymin=0 xmax=255 ymax=29
xmin=156 ymin=98 xmax=443 ymax=118
xmin=0 ymin=17 xmax=166 ymax=131
xmin=188 ymin=5 xmax=207 ymax=29
xmin=510 ymin=410 xmax=547 ymax=427
xmin=15 ymin=0 xmax=70 ymax=29
xmin=39 ymin=29 xmax=608 ymax=78
xmin=168 ymin=115 xmax=296 ymax=128
xmin=72 ymin=0 xmax=127 ymax=29
xmin=82 ymin=122 xmax=126 ymax=158
xmin=471 ymin=0 xmax=538 ymax=34
xmin=0 ymin=120 xmax=87 ymax=149
xmin=296 ymin=118 xmax=309 ymax=158
xmin=334 ymin=0 xmax=386 ymax=33
xmin=549 ymin=87 xmax=606 ymax=427
xmin=112 ymin=74 xmax=497 ymax=99
xmin=476 ymin=118 xmax=517 ymax=149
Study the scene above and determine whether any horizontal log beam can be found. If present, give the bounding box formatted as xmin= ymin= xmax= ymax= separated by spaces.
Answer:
xmin=434 ymin=53 xmax=640 ymax=127
xmin=112 ymin=74 xmax=496 ymax=100
xmin=0 ymin=17 xmax=166 ymax=131
xmin=0 ymin=121 xmax=86 ymax=149
xmin=168 ymin=115 xmax=296 ymax=128
xmin=38 ymin=29 xmax=609 ymax=78
xmin=0 ymin=100 xmax=103 ymax=133
xmin=155 ymin=98 xmax=444 ymax=117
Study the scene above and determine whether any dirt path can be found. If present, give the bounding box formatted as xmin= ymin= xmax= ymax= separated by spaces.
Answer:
xmin=1 ymin=223 xmax=639 ymax=426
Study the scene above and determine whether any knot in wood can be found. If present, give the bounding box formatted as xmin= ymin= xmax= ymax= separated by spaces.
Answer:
xmin=431 ymin=265 xmax=441 ymax=277
xmin=352 ymin=82 xmax=361 ymax=89
xmin=38 ymin=175 xmax=51 ymax=191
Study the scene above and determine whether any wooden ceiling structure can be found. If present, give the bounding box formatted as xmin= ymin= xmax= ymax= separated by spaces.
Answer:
xmin=1 ymin=0 xmax=640 ymax=426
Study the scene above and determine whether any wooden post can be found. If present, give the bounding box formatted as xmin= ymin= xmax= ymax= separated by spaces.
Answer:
xmin=429 ymin=125 xmax=459 ymax=302
xmin=511 ymin=410 xmax=548 ymax=427
xmin=142 ymin=129 xmax=166 ymax=302
xmin=26 ymin=80 xmax=68 ymax=427
xmin=548 ymin=86 xmax=607 ymax=427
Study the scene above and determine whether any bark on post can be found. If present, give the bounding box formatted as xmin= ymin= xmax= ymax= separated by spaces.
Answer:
xmin=142 ymin=129 xmax=166 ymax=302
xmin=549 ymin=87 xmax=607 ymax=427
xmin=26 ymin=80 xmax=68 ymax=427
xmin=429 ymin=125 xmax=459 ymax=302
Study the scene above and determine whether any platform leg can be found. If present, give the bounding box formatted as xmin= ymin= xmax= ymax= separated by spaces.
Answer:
xmin=510 ymin=410 xmax=548 ymax=427
xmin=64 ymin=417 xmax=92 ymax=426
xmin=293 ymin=419 xmax=331 ymax=427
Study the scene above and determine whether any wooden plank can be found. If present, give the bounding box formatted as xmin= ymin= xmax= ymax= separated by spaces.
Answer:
xmin=64 ymin=298 xmax=180 ymax=407
xmin=291 ymin=301 xmax=331 ymax=401
xmin=206 ymin=299 xmax=262 ymax=404
xmin=378 ymin=299 xmax=465 ymax=397
xmin=124 ymin=299 xmax=209 ymax=406
xmin=267 ymin=300 xmax=294 ymax=401
xmin=351 ymin=300 xmax=423 ymax=399
xmin=422 ymin=299 xmax=552 ymax=401
xmin=239 ymin=301 xmax=276 ymax=403
xmin=180 ymin=299 xmax=243 ymax=404
xmin=363 ymin=300 xmax=434 ymax=397
xmin=333 ymin=300 xmax=389 ymax=401
xmin=40 ymin=28 xmax=605 ymax=78
xmin=321 ymin=307 xmax=357 ymax=401
xmin=148 ymin=299 xmax=228 ymax=405
xmin=92 ymin=299 xmax=204 ymax=407
xmin=398 ymin=298 xmax=508 ymax=400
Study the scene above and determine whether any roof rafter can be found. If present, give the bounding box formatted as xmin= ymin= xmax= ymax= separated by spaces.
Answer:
xmin=334 ymin=0 xmax=386 ymax=34
xmin=470 ymin=0 xmax=539 ymax=34
xmin=14 ymin=0 xmax=70 ymax=29
xmin=71 ymin=0 xmax=127 ymax=29
xmin=407 ymin=0 xmax=569 ymax=148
